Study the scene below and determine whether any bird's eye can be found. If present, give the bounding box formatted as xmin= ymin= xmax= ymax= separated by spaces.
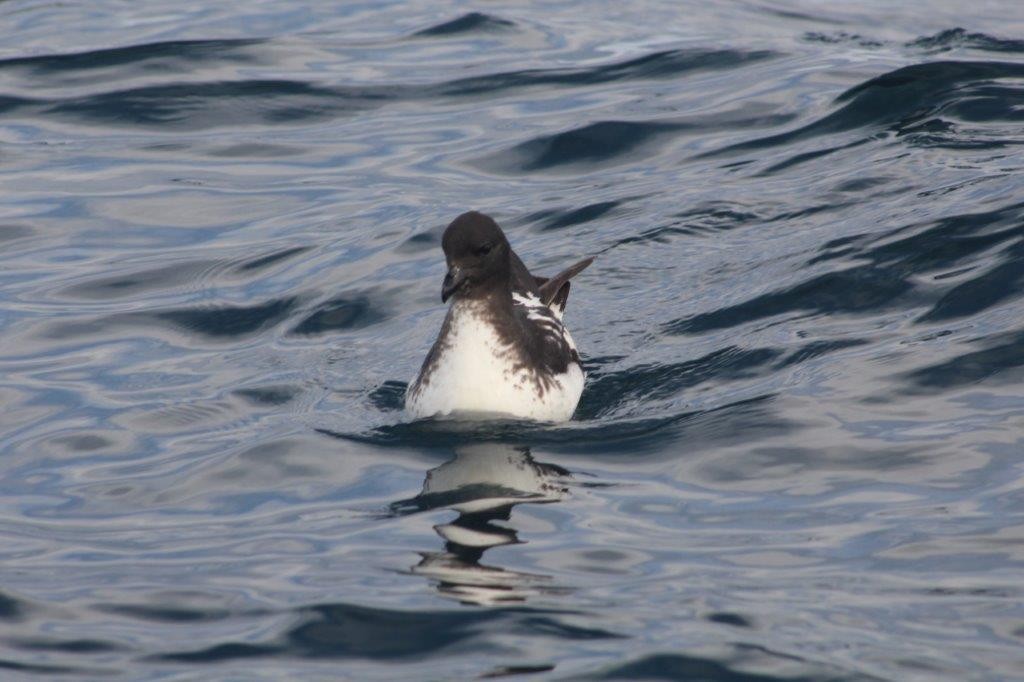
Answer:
xmin=474 ymin=243 xmax=493 ymax=257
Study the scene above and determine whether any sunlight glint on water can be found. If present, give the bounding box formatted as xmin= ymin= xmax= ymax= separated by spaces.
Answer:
xmin=1 ymin=1 xmax=1024 ymax=679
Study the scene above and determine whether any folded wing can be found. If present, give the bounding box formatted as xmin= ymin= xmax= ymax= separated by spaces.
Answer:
xmin=533 ymin=256 xmax=594 ymax=317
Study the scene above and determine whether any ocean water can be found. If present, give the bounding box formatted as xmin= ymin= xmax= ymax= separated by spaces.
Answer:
xmin=2 ymin=0 xmax=1024 ymax=679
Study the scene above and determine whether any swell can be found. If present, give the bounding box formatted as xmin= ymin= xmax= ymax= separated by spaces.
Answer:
xmin=0 ymin=38 xmax=261 ymax=74
xmin=909 ymin=28 xmax=1024 ymax=54
xmin=662 ymin=196 xmax=1024 ymax=400
xmin=476 ymin=58 xmax=1024 ymax=174
xmin=30 ymin=288 xmax=393 ymax=345
xmin=147 ymin=601 xmax=621 ymax=662
xmin=412 ymin=12 xmax=517 ymax=37
xmin=0 ymin=44 xmax=775 ymax=129
xmin=666 ymin=199 xmax=1024 ymax=335
xmin=436 ymin=47 xmax=775 ymax=95
xmin=327 ymin=393 xmax=793 ymax=457
xmin=3 ymin=80 xmax=389 ymax=129
xmin=700 ymin=60 xmax=1024 ymax=166
xmin=476 ymin=110 xmax=795 ymax=173
xmin=0 ymin=594 xmax=620 ymax=673
xmin=2 ymin=38 xmax=1018 ymax=150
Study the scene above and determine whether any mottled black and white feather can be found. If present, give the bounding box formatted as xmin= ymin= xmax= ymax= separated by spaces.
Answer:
xmin=407 ymin=212 xmax=592 ymax=422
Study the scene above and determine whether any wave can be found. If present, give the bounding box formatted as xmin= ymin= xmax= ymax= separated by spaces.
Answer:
xmin=0 ymin=46 xmax=775 ymax=129
xmin=412 ymin=12 xmax=517 ymax=37
xmin=665 ymin=199 xmax=1024 ymax=335
xmin=701 ymin=60 xmax=1024 ymax=168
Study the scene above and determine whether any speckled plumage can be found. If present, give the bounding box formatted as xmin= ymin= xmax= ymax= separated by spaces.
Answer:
xmin=406 ymin=212 xmax=592 ymax=422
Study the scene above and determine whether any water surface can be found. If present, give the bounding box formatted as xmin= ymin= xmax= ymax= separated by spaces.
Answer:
xmin=2 ymin=1 xmax=1024 ymax=679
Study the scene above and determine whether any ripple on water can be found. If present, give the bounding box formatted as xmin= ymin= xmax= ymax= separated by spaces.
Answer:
xmin=2 ymin=2 xmax=1024 ymax=680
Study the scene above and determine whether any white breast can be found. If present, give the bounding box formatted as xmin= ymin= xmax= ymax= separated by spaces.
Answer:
xmin=406 ymin=301 xmax=584 ymax=422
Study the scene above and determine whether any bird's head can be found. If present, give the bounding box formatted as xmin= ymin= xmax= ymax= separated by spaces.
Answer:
xmin=440 ymin=211 xmax=511 ymax=303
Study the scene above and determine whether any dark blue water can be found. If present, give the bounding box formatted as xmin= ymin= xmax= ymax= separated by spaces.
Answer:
xmin=3 ymin=1 xmax=1024 ymax=679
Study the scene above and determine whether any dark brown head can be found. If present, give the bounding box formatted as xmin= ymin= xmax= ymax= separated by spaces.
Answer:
xmin=440 ymin=211 xmax=511 ymax=303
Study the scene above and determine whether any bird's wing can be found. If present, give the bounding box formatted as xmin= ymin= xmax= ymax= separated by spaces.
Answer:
xmin=536 ymin=257 xmax=594 ymax=314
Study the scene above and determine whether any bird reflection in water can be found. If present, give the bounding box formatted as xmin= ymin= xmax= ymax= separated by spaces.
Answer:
xmin=390 ymin=443 xmax=572 ymax=606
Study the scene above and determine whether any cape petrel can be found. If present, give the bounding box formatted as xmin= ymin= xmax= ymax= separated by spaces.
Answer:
xmin=406 ymin=211 xmax=593 ymax=422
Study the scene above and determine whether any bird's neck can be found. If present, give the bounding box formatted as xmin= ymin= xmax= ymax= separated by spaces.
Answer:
xmin=457 ymin=273 xmax=512 ymax=307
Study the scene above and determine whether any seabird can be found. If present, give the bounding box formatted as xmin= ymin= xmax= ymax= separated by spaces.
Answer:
xmin=406 ymin=211 xmax=593 ymax=422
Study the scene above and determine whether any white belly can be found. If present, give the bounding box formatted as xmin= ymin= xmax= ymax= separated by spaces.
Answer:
xmin=406 ymin=304 xmax=584 ymax=422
